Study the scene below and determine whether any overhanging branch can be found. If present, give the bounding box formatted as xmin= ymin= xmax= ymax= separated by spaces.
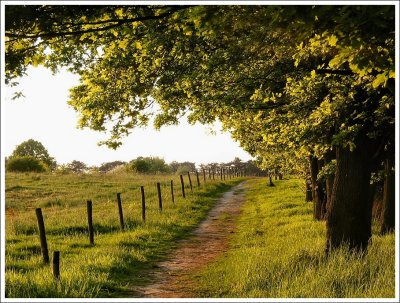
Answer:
xmin=5 ymin=6 xmax=193 ymax=40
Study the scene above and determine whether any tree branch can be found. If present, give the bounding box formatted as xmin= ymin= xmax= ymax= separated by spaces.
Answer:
xmin=315 ymin=69 xmax=354 ymax=76
xmin=5 ymin=6 xmax=192 ymax=40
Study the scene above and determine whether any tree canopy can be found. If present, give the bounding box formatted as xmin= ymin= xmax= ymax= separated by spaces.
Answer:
xmin=5 ymin=4 xmax=396 ymax=251
xmin=10 ymin=139 xmax=56 ymax=169
xmin=5 ymin=5 xmax=395 ymax=159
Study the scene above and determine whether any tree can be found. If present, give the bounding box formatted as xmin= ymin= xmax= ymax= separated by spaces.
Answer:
xmin=128 ymin=156 xmax=170 ymax=173
xmin=5 ymin=5 xmax=395 ymax=251
xmin=169 ymin=161 xmax=196 ymax=173
xmin=67 ymin=160 xmax=88 ymax=173
xmin=98 ymin=160 xmax=127 ymax=173
xmin=10 ymin=139 xmax=56 ymax=170
xmin=6 ymin=156 xmax=48 ymax=172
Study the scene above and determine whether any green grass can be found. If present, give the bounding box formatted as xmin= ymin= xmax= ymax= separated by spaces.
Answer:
xmin=192 ymin=178 xmax=396 ymax=298
xmin=5 ymin=171 xmax=242 ymax=298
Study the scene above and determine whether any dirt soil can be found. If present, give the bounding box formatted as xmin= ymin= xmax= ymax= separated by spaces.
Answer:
xmin=134 ymin=181 xmax=246 ymax=298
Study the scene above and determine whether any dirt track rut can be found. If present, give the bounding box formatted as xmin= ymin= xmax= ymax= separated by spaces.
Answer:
xmin=134 ymin=181 xmax=246 ymax=298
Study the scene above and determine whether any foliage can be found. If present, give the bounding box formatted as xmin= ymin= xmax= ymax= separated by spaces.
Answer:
xmin=169 ymin=161 xmax=196 ymax=173
xmin=176 ymin=165 xmax=192 ymax=175
xmin=6 ymin=155 xmax=48 ymax=172
xmin=10 ymin=139 xmax=56 ymax=170
xmin=5 ymin=6 xmax=394 ymax=171
xmin=66 ymin=160 xmax=88 ymax=173
xmin=128 ymin=156 xmax=170 ymax=173
xmin=98 ymin=160 xmax=127 ymax=173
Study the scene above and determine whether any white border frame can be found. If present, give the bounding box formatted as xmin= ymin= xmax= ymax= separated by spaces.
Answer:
xmin=1 ymin=1 xmax=398 ymax=302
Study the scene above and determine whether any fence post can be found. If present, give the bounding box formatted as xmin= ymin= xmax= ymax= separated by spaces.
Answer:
xmin=53 ymin=251 xmax=60 ymax=280
xmin=196 ymin=170 xmax=200 ymax=187
xmin=180 ymin=175 xmax=186 ymax=198
xmin=87 ymin=200 xmax=94 ymax=245
xmin=35 ymin=208 xmax=49 ymax=264
xmin=157 ymin=182 xmax=163 ymax=211
xmin=170 ymin=180 xmax=175 ymax=204
xmin=220 ymin=168 xmax=223 ymax=180
xmin=116 ymin=193 xmax=124 ymax=230
xmin=187 ymin=172 xmax=193 ymax=192
xmin=140 ymin=186 xmax=146 ymax=222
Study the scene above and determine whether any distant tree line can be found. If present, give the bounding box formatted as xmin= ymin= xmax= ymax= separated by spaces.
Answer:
xmin=6 ymin=139 xmax=266 ymax=176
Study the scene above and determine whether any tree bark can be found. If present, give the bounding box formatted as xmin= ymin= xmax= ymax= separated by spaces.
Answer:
xmin=326 ymin=135 xmax=375 ymax=252
xmin=317 ymin=159 xmax=327 ymax=220
xmin=306 ymin=178 xmax=313 ymax=202
xmin=323 ymin=150 xmax=336 ymax=220
xmin=380 ymin=149 xmax=395 ymax=234
xmin=310 ymin=155 xmax=324 ymax=220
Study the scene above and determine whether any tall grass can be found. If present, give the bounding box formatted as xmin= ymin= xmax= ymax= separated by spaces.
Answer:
xmin=193 ymin=178 xmax=395 ymax=298
xmin=5 ymin=171 xmax=241 ymax=298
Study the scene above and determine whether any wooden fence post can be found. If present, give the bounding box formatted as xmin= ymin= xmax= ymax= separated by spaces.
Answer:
xmin=157 ymin=182 xmax=163 ymax=211
xmin=87 ymin=200 xmax=94 ymax=245
xmin=35 ymin=208 xmax=49 ymax=264
xmin=116 ymin=193 xmax=124 ymax=230
xmin=196 ymin=170 xmax=200 ymax=187
xmin=187 ymin=172 xmax=193 ymax=192
xmin=140 ymin=186 xmax=146 ymax=222
xmin=53 ymin=251 xmax=60 ymax=279
xmin=220 ymin=168 xmax=223 ymax=180
xmin=170 ymin=180 xmax=175 ymax=204
xmin=180 ymin=175 xmax=186 ymax=198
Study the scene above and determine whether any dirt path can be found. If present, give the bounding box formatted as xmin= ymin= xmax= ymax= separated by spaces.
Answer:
xmin=134 ymin=181 xmax=246 ymax=298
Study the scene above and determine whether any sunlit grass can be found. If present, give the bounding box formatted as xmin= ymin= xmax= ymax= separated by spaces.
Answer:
xmin=5 ymin=171 xmax=242 ymax=298
xmin=193 ymin=178 xmax=395 ymax=298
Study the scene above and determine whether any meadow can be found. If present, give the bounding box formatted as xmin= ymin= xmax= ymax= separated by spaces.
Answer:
xmin=5 ymin=171 xmax=241 ymax=298
xmin=192 ymin=178 xmax=396 ymax=298
xmin=4 ymin=173 xmax=396 ymax=298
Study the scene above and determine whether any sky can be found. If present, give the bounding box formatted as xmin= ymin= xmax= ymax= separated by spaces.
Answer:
xmin=2 ymin=66 xmax=253 ymax=167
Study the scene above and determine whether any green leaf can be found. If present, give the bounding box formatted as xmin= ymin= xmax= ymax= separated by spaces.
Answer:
xmin=372 ymin=72 xmax=388 ymax=88
xmin=328 ymin=35 xmax=338 ymax=46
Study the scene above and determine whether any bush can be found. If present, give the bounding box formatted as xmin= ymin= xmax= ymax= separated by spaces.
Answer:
xmin=128 ymin=157 xmax=170 ymax=173
xmin=6 ymin=156 xmax=48 ymax=172
xmin=176 ymin=165 xmax=192 ymax=175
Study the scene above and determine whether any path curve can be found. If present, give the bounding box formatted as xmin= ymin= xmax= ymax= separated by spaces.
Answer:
xmin=135 ymin=181 xmax=246 ymax=298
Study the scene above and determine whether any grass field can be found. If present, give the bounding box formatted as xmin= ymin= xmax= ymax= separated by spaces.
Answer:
xmin=4 ymin=173 xmax=396 ymax=298
xmin=192 ymin=178 xmax=396 ymax=298
xmin=5 ymin=171 xmax=241 ymax=298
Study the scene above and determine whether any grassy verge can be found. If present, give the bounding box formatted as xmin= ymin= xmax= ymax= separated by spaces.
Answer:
xmin=5 ymin=172 xmax=242 ymax=298
xmin=192 ymin=178 xmax=395 ymax=298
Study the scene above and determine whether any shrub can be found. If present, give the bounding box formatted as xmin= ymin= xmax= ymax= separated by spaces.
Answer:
xmin=6 ymin=156 xmax=48 ymax=172
xmin=128 ymin=157 xmax=170 ymax=173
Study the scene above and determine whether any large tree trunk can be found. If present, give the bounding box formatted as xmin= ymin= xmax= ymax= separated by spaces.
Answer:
xmin=318 ymin=159 xmax=328 ymax=220
xmin=324 ymin=150 xmax=336 ymax=219
xmin=326 ymin=135 xmax=376 ymax=252
xmin=380 ymin=149 xmax=395 ymax=234
xmin=306 ymin=178 xmax=313 ymax=202
xmin=310 ymin=155 xmax=325 ymax=220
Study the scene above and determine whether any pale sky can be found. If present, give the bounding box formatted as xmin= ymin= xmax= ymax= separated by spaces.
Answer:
xmin=2 ymin=66 xmax=252 ymax=167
